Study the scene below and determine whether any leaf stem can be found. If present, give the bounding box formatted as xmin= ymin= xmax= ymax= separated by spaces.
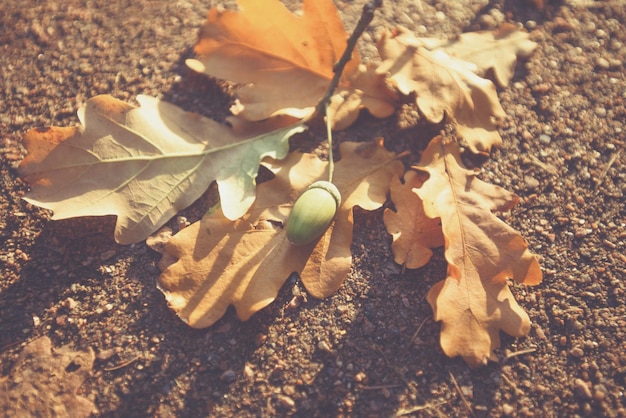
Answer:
xmin=314 ymin=0 xmax=383 ymax=183
xmin=326 ymin=102 xmax=334 ymax=183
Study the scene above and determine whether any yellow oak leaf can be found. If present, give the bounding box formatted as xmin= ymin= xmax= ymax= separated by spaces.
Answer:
xmin=383 ymin=170 xmax=444 ymax=269
xmin=414 ymin=136 xmax=542 ymax=367
xmin=186 ymin=0 xmax=397 ymax=130
xmin=18 ymin=95 xmax=304 ymax=244
xmin=157 ymin=140 xmax=404 ymax=328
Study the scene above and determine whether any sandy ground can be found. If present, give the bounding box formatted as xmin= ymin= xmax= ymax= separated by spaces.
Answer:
xmin=1 ymin=0 xmax=625 ymax=416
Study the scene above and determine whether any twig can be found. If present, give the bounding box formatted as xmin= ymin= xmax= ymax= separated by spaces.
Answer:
xmin=501 ymin=372 xmax=524 ymax=397
xmin=103 ymin=354 xmax=140 ymax=371
xmin=310 ymin=0 xmax=383 ymax=124
xmin=565 ymin=0 xmax=626 ymax=7
xmin=396 ymin=400 xmax=449 ymax=416
xmin=449 ymin=371 xmax=476 ymax=418
xmin=527 ymin=154 xmax=558 ymax=175
xmin=505 ymin=347 xmax=537 ymax=361
xmin=594 ymin=149 xmax=621 ymax=193
xmin=407 ymin=316 xmax=430 ymax=347
xmin=362 ymin=384 xmax=403 ymax=390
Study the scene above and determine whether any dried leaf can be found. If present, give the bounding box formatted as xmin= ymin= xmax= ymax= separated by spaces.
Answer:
xmin=18 ymin=95 xmax=305 ymax=244
xmin=187 ymin=0 xmax=397 ymax=129
xmin=414 ymin=136 xmax=542 ymax=367
xmin=157 ymin=140 xmax=403 ymax=328
xmin=389 ymin=24 xmax=537 ymax=88
xmin=0 ymin=337 xmax=96 ymax=417
xmin=383 ymin=170 xmax=444 ymax=269
xmin=377 ymin=28 xmax=507 ymax=154
xmin=438 ymin=24 xmax=537 ymax=88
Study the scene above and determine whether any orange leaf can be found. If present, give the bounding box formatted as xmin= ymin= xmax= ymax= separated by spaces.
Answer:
xmin=187 ymin=0 xmax=397 ymax=129
xmin=387 ymin=24 xmax=537 ymax=88
xmin=157 ymin=140 xmax=403 ymax=328
xmin=414 ymin=136 xmax=542 ymax=367
xmin=383 ymin=170 xmax=444 ymax=269
xmin=439 ymin=23 xmax=537 ymax=88
xmin=377 ymin=28 xmax=506 ymax=154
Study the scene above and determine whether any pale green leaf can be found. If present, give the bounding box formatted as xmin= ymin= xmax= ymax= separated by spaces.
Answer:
xmin=19 ymin=95 xmax=305 ymax=244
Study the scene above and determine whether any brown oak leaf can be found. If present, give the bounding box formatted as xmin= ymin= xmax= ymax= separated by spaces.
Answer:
xmin=383 ymin=170 xmax=444 ymax=269
xmin=438 ymin=23 xmax=537 ymax=88
xmin=0 ymin=337 xmax=96 ymax=417
xmin=386 ymin=24 xmax=537 ymax=88
xmin=414 ymin=136 xmax=542 ymax=367
xmin=377 ymin=28 xmax=507 ymax=154
xmin=157 ymin=140 xmax=404 ymax=328
xmin=186 ymin=0 xmax=397 ymax=129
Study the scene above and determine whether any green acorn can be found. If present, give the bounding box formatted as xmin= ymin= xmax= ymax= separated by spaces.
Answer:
xmin=286 ymin=180 xmax=342 ymax=246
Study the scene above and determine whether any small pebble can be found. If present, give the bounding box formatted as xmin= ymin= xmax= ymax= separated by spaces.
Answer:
xmin=593 ymin=384 xmax=608 ymax=401
xmin=277 ymin=395 xmax=295 ymax=409
xmin=525 ymin=176 xmax=540 ymax=190
xmin=570 ymin=346 xmax=585 ymax=358
xmin=502 ymin=404 xmax=515 ymax=416
xmin=318 ymin=340 xmax=333 ymax=354
xmin=220 ymin=370 xmax=237 ymax=383
xmin=595 ymin=57 xmax=610 ymax=69
xmin=282 ymin=384 xmax=296 ymax=396
xmin=573 ymin=378 xmax=592 ymax=399
xmin=244 ymin=364 xmax=254 ymax=379
xmin=354 ymin=371 xmax=368 ymax=383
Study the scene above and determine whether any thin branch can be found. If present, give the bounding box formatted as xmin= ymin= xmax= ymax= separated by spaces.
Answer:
xmin=594 ymin=148 xmax=621 ymax=193
xmin=310 ymin=0 xmax=383 ymax=124
xmin=407 ymin=316 xmax=430 ymax=347
xmin=449 ymin=371 xmax=476 ymax=418
xmin=361 ymin=384 xmax=403 ymax=390
xmin=505 ymin=347 xmax=537 ymax=361
xmin=103 ymin=354 xmax=141 ymax=372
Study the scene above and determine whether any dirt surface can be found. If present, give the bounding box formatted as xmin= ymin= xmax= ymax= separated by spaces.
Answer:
xmin=1 ymin=0 xmax=625 ymax=416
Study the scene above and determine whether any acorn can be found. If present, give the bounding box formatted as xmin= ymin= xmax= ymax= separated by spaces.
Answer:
xmin=286 ymin=180 xmax=342 ymax=246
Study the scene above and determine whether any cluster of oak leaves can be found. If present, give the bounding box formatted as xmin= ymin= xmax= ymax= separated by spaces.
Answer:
xmin=18 ymin=0 xmax=543 ymax=368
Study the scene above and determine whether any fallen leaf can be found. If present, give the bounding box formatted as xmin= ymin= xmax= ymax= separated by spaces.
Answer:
xmin=0 ymin=337 xmax=96 ymax=418
xmin=377 ymin=28 xmax=507 ymax=154
xmin=157 ymin=140 xmax=403 ymax=328
xmin=438 ymin=24 xmax=537 ymax=88
xmin=413 ymin=136 xmax=542 ymax=367
xmin=187 ymin=0 xmax=397 ymax=129
xmin=383 ymin=170 xmax=444 ymax=269
xmin=387 ymin=24 xmax=537 ymax=88
xmin=18 ymin=94 xmax=305 ymax=244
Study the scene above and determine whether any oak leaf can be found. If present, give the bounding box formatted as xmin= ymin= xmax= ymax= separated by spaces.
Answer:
xmin=186 ymin=0 xmax=397 ymax=129
xmin=377 ymin=28 xmax=507 ymax=154
xmin=18 ymin=94 xmax=305 ymax=244
xmin=413 ymin=136 xmax=542 ymax=367
xmin=157 ymin=140 xmax=403 ymax=328
xmin=0 ymin=337 xmax=96 ymax=418
xmin=387 ymin=24 xmax=537 ymax=88
xmin=439 ymin=23 xmax=538 ymax=88
xmin=383 ymin=170 xmax=444 ymax=269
